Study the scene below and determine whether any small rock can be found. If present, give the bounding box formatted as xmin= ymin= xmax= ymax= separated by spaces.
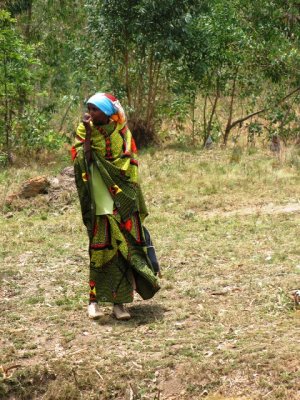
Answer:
xmin=5 ymin=194 xmax=18 ymax=205
xmin=5 ymin=212 xmax=14 ymax=219
xmin=50 ymin=177 xmax=60 ymax=189
xmin=20 ymin=176 xmax=50 ymax=198
xmin=270 ymin=135 xmax=281 ymax=153
xmin=292 ymin=290 xmax=300 ymax=305
xmin=183 ymin=210 xmax=196 ymax=220
xmin=61 ymin=166 xmax=74 ymax=177
xmin=205 ymin=135 xmax=213 ymax=149
xmin=174 ymin=321 xmax=185 ymax=330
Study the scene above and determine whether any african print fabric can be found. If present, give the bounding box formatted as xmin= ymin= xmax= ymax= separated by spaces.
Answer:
xmin=72 ymin=120 xmax=160 ymax=303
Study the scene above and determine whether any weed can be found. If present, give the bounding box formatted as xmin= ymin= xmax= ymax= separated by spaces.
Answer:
xmin=0 ymin=148 xmax=299 ymax=399
xmin=230 ymin=146 xmax=243 ymax=163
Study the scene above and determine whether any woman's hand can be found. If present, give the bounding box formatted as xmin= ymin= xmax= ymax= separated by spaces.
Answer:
xmin=83 ymin=113 xmax=92 ymax=126
xmin=83 ymin=113 xmax=92 ymax=163
xmin=83 ymin=113 xmax=92 ymax=137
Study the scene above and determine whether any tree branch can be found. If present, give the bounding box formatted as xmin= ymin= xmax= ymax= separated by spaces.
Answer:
xmin=227 ymin=86 xmax=300 ymax=134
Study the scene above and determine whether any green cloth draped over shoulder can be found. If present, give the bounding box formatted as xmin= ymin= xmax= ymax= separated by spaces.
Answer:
xmin=74 ymin=121 xmax=148 ymax=223
xmin=73 ymin=120 xmax=160 ymax=302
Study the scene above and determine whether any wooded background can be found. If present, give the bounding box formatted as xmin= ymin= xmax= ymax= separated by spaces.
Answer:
xmin=1 ymin=0 xmax=300 ymax=163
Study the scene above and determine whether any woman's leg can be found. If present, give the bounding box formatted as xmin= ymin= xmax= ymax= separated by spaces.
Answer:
xmin=87 ymin=279 xmax=104 ymax=319
xmin=112 ymin=303 xmax=131 ymax=320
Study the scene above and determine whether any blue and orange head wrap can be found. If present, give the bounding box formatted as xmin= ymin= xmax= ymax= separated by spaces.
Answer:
xmin=87 ymin=92 xmax=126 ymax=124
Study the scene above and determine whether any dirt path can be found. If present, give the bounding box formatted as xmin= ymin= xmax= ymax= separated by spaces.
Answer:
xmin=202 ymin=202 xmax=300 ymax=218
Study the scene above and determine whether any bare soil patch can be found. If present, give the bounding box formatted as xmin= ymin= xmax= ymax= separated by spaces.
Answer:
xmin=202 ymin=202 xmax=300 ymax=218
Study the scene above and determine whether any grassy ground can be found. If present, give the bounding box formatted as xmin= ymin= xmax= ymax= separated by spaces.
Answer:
xmin=0 ymin=146 xmax=299 ymax=400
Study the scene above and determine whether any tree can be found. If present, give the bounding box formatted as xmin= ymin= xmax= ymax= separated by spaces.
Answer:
xmin=185 ymin=0 xmax=300 ymax=146
xmin=85 ymin=0 xmax=201 ymax=145
xmin=0 ymin=10 xmax=36 ymax=163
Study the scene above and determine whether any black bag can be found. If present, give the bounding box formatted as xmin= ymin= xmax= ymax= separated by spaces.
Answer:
xmin=143 ymin=226 xmax=160 ymax=275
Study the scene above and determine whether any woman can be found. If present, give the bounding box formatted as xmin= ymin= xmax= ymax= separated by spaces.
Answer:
xmin=72 ymin=92 xmax=160 ymax=320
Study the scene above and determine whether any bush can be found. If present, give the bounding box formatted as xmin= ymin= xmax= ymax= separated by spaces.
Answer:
xmin=128 ymin=118 xmax=158 ymax=149
xmin=12 ymin=106 xmax=67 ymax=153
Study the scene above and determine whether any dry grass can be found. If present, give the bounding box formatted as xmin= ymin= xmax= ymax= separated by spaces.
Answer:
xmin=0 ymin=147 xmax=299 ymax=399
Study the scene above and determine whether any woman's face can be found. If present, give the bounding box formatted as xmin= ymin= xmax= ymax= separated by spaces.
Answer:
xmin=87 ymin=103 xmax=109 ymax=125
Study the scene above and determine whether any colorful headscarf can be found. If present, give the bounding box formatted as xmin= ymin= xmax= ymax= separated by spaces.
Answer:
xmin=87 ymin=92 xmax=126 ymax=125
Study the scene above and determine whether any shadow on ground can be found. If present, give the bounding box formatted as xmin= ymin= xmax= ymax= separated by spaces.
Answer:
xmin=94 ymin=302 xmax=167 ymax=327
xmin=128 ymin=302 xmax=167 ymax=323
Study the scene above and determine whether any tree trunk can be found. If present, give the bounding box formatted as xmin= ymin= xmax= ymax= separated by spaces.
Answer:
xmin=203 ymin=82 xmax=220 ymax=146
xmin=278 ymin=98 xmax=295 ymax=144
xmin=58 ymin=87 xmax=80 ymax=132
xmin=132 ymin=45 xmax=146 ymax=117
xmin=146 ymin=50 xmax=154 ymax=129
xmin=3 ymin=52 xmax=12 ymax=164
xmin=223 ymin=86 xmax=300 ymax=143
xmin=223 ymin=69 xmax=238 ymax=146
xmin=203 ymin=93 xmax=208 ymax=136
xmin=191 ymin=91 xmax=196 ymax=145
xmin=147 ymin=60 xmax=161 ymax=129
xmin=124 ymin=47 xmax=132 ymax=108
xmin=18 ymin=0 xmax=33 ymax=117
xmin=24 ymin=0 xmax=33 ymax=40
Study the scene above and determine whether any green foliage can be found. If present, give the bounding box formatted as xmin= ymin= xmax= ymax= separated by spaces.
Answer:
xmin=2 ymin=0 xmax=32 ymax=17
xmin=1 ymin=0 xmax=300 ymax=159
xmin=14 ymin=106 xmax=67 ymax=152
xmin=265 ymin=103 xmax=300 ymax=143
xmin=0 ymin=10 xmax=37 ymax=160
xmin=247 ymin=121 xmax=263 ymax=145
xmin=0 ymin=11 xmax=36 ymax=94
xmin=0 ymin=150 xmax=8 ymax=167
xmin=28 ymin=0 xmax=87 ymax=95
xmin=85 ymin=0 xmax=200 ymax=140
xmin=170 ymin=0 xmax=300 ymax=145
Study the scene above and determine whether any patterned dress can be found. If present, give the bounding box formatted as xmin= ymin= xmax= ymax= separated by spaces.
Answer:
xmin=72 ymin=120 xmax=160 ymax=304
